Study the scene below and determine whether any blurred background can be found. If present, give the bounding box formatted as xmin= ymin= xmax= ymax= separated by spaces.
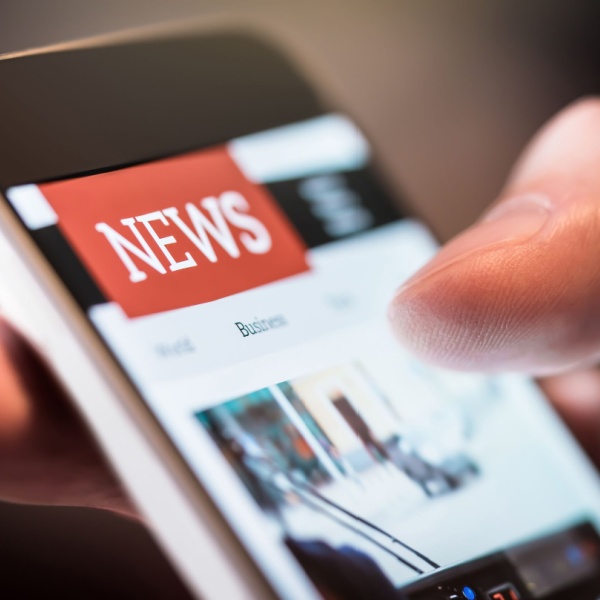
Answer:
xmin=1 ymin=1 xmax=599 ymax=597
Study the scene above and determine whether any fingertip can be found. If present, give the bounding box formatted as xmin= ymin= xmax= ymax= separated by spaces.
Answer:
xmin=389 ymin=227 xmax=590 ymax=373
xmin=390 ymin=251 xmax=527 ymax=371
xmin=389 ymin=201 xmax=557 ymax=371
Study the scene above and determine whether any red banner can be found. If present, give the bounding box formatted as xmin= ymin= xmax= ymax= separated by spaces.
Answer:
xmin=41 ymin=147 xmax=309 ymax=318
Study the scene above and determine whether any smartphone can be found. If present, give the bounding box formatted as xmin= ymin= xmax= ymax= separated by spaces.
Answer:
xmin=1 ymin=25 xmax=600 ymax=600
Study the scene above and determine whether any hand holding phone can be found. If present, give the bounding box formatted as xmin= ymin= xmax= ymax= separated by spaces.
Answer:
xmin=2 ymin=28 xmax=600 ymax=600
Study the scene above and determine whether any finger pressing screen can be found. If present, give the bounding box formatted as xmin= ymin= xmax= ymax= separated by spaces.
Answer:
xmin=390 ymin=98 xmax=600 ymax=375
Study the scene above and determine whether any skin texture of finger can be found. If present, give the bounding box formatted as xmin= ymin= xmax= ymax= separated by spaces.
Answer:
xmin=540 ymin=369 xmax=600 ymax=467
xmin=0 ymin=319 xmax=137 ymax=519
xmin=390 ymin=98 xmax=600 ymax=374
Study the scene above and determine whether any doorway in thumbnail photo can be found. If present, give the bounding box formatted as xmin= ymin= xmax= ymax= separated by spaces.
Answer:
xmin=194 ymin=362 xmax=490 ymax=591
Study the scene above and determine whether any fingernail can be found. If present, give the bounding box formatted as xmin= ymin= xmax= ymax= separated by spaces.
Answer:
xmin=397 ymin=193 xmax=552 ymax=293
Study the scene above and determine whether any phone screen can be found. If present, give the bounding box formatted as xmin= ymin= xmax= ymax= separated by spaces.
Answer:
xmin=5 ymin=110 xmax=600 ymax=599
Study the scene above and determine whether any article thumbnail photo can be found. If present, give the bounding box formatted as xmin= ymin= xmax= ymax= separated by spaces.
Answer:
xmin=195 ymin=363 xmax=480 ymax=530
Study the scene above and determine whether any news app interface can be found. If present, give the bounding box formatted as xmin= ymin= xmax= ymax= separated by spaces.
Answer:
xmin=7 ymin=115 xmax=600 ymax=599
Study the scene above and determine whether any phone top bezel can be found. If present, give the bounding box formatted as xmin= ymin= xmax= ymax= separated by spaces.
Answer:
xmin=0 ymin=24 xmax=322 ymax=188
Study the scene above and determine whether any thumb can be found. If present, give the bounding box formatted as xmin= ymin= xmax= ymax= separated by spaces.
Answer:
xmin=390 ymin=98 xmax=600 ymax=375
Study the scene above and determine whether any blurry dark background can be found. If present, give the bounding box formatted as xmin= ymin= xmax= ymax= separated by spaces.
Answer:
xmin=0 ymin=1 xmax=599 ymax=597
